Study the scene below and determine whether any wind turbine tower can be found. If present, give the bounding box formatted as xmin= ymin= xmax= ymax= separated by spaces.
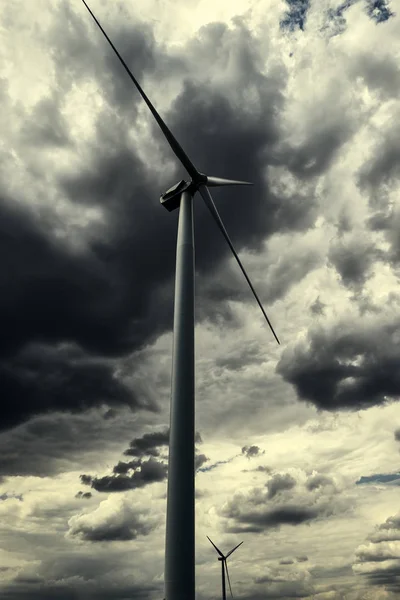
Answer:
xmin=81 ymin=3 xmax=280 ymax=600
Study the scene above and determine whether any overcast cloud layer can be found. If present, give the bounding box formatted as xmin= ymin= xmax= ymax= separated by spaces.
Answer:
xmin=0 ymin=0 xmax=399 ymax=598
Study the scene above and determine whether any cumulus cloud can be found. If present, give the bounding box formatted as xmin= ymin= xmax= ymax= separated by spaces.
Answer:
xmin=68 ymin=495 xmax=159 ymax=542
xmin=354 ymin=512 xmax=400 ymax=594
xmin=221 ymin=469 xmax=350 ymax=533
xmin=267 ymin=473 xmax=297 ymax=499
xmin=254 ymin=562 xmax=315 ymax=599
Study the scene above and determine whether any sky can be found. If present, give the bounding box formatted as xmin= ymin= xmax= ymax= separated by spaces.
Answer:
xmin=0 ymin=0 xmax=399 ymax=598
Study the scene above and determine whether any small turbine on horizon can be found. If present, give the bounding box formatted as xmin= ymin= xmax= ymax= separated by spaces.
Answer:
xmin=207 ymin=536 xmax=243 ymax=600
xmin=80 ymin=3 xmax=280 ymax=600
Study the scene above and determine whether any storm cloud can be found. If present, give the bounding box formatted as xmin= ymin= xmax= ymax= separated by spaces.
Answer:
xmin=277 ymin=315 xmax=400 ymax=411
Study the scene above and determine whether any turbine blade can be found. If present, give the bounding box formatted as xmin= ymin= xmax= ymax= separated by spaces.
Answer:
xmin=207 ymin=536 xmax=225 ymax=558
xmin=206 ymin=176 xmax=254 ymax=187
xmin=225 ymin=541 xmax=243 ymax=559
xmin=81 ymin=0 xmax=200 ymax=180
xmin=198 ymin=185 xmax=280 ymax=345
xmin=225 ymin=560 xmax=234 ymax=598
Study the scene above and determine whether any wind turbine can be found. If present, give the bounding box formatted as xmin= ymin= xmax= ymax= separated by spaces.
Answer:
xmin=80 ymin=3 xmax=280 ymax=600
xmin=207 ymin=536 xmax=243 ymax=600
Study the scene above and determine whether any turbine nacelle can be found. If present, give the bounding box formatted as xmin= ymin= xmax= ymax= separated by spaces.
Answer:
xmin=160 ymin=175 xmax=253 ymax=212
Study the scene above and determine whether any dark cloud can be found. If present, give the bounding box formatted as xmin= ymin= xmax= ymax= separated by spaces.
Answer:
xmin=0 ymin=410 xmax=141 ymax=478
xmin=277 ymin=317 xmax=400 ymax=411
xmin=356 ymin=472 xmax=400 ymax=485
xmin=80 ymin=427 xmax=206 ymax=493
xmin=226 ymin=505 xmax=319 ymax=533
xmin=80 ymin=474 xmax=93 ymax=486
xmin=328 ymin=234 xmax=383 ymax=290
xmin=241 ymin=505 xmax=318 ymax=530
xmin=351 ymin=52 xmax=400 ymax=100
xmin=75 ymin=491 xmax=92 ymax=499
xmin=0 ymin=0 xmax=324 ymax=441
xmin=20 ymin=93 xmax=70 ymax=148
xmin=103 ymin=408 xmax=118 ymax=420
xmin=367 ymin=209 xmax=400 ymax=269
xmin=0 ymin=342 xmax=147 ymax=432
xmin=242 ymin=445 xmax=264 ymax=459
xmin=365 ymin=0 xmax=395 ymax=23
xmin=0 ymin=196 xmax=139 ymax=360
xmin=359 ymin=128 xmax=400 ymax=210
xmin=309 ymin=296 xmax=325 ymax=316
xmin=0 ymin=492 xmax=23 ymax=501
xmin=113 ymin=460 xmax=142 ymax=475
xmin=267 ymin=473 xmax=297 ymax=499
xmin=198 ymin=457 xmax=236 ymax=473
xmin=81 ymin=457 xmax=167 ymax=493
xmin=242 ymin=464 xmax=272 ymax=473
xmin=296 ymin=556 xmax=308 ymax=562
xmin=395 ymin=429 xmax=400 ymax=442
xmin=195 ymin=453 xmax=209 ymax=471
xmin=280 ymin=0 xmax=311 ymax=32
xmin=310 ymin=563 xmax=354 ymax=581
xmin=275 ymin=122 xmax=353 ymax=181
xmin=124 ymin=429 xmax=170 ymax=458
xmin=1 ymin=551 xmax=159 ymax=600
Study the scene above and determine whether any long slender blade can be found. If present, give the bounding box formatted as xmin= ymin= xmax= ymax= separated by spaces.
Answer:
xmin=225 ymin=560 xmax=234 ymax=598
xmin=81 ymin=0 xmax=200 ymax=180
xmin=198 ymin=185 xmax=280 ymax=344
xmin=207 ymin=536 xmax=225 ymax=558
xmin=225 ymin=541 xmax=243 ymax=559
xmin=206 ymin=176 xmax=254 ymax=187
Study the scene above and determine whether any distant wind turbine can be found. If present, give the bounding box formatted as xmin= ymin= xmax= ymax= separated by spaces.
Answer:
xmin=207 ymin=536 xmax=243 ymax=600
xmin=80 ymin=3 xmax=280 ymax=600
